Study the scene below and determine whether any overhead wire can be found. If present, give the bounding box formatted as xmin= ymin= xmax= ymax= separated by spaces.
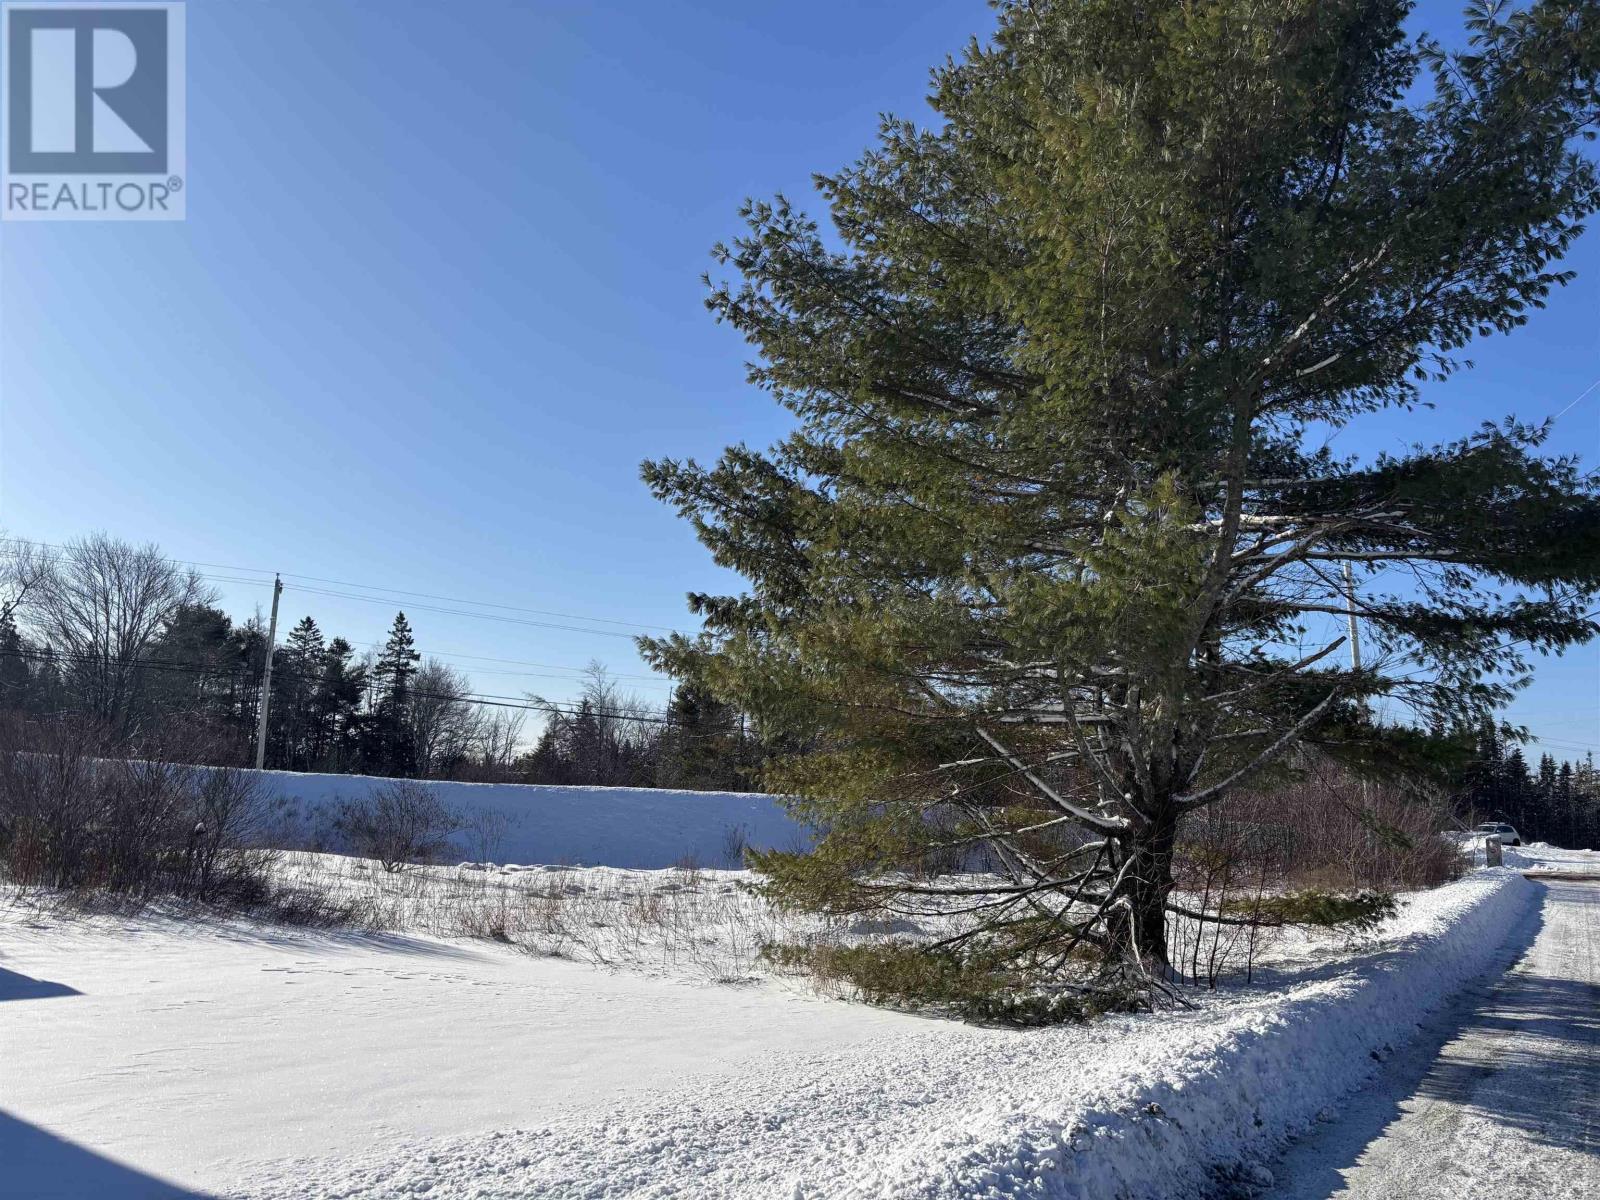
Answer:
xmin=0 ymin=644 xmax=686 ymax=725
xmin=0 ymin=539 xmax=689 ymax=638
xmin=0 ymin=539 xmax=682 ymax=687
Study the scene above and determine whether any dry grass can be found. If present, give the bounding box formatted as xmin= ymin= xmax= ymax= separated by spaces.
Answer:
xmin=274 ymin=853 xmax=837 ymax=983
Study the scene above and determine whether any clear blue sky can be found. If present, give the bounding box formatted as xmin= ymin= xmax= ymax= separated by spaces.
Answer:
xmin=0 ymin=1 xmax=1595 ymax=758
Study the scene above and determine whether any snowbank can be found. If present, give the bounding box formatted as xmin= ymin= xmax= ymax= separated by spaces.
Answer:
xmin=245 ymin=768 xmax=806 ymax=869
xmin=237 ymin=868 xmax=1539 ymax=1200
xmin=1502 ymin=841 xmax=1600 ymax=872
xmin=880 ymin=870 xmax=1540 ymax=1200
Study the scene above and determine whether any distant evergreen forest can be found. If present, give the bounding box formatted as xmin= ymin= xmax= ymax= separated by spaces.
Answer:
xmin=0 ymin=533 xmax=762 ymax=791
xmin=1455 ymin=726 xmax=1600 ymax=850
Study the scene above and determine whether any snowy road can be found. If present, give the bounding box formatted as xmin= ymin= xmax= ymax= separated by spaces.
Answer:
xmin=1266 ymin=873 xmax=1600 ymax=1200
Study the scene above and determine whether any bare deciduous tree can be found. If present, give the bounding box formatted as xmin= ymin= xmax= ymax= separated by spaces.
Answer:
xmin=0 ymin=535 xmax=46 ymax=627
xmin=24 ymin=534 xmax=212 ymax=734
xmin=530 ymin=662 xmax=661 ymax=787
xmin=472 ymin=707 xmax=527 ymax=779
xmin=407 ymin=659 xmax=482 ymax=776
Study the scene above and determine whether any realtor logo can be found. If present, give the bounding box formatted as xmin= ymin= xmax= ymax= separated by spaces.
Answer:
xmin=2 ymin=2 xmax=186 ymax=220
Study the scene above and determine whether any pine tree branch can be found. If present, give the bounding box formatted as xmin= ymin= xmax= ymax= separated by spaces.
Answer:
xmin=1178 ymin=689 xmax=1342 ymax=810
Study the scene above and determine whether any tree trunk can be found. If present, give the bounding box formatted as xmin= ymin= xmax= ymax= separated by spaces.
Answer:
xmin=1112 ymin=805 xmax=1179 ymax=973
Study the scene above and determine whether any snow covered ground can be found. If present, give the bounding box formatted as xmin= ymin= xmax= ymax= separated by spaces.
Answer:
xmin=1503 ymin=841 xmax=1600 ymax=875
xmin=4 ymin=847 xmax=1581 ymax=1198
xmin=278 ymin=853 xmax=817 ymax=981
xmin=0 ymin=901 xmax=921 ymax=1198
xmin=245 ymin=768 xmax=806 ymax=869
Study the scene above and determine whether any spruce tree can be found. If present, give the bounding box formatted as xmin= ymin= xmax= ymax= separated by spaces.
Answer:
xmin=1556 ymin=759 xmax=1576 ymax=844
xmin=278 ymin=617 xmax=326 ymax=769
xmin=318 ymin=637 xmax=366 ymax=769
xmin=372 ymin=613 xmax=421 ymax=775
xmin=523 ymin=722 xmax=570 ymax=785
xmin=143 ymin=604 xmax=239 ymax=734
xmin=284 ymin=616 xmax=325 ymax=667
xmin=374 ymin=613 xmax=420 ymax=701
xmin=659 ymin=683 xmax=741 ymax=790
xmin=0 ymin=613 xmax=31 ymax=710
xmin=643 ymin=0 xmax=1600 ymax=1002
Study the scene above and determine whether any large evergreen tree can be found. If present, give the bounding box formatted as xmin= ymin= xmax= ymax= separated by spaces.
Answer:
xmin=644 ymin=0 xmax=1600 ymax=1001
xmin=657 ymin=682 xmax=743 ymax=791
xmin=143 ymin=604 xmax=250 ymax=735
xmin=273 ymin=616 xmax=326 ymax=769
xmin=370 ymin=612 xmax=422 ymax=775
xmin=317 ymin=636 xmax=367 ymax=770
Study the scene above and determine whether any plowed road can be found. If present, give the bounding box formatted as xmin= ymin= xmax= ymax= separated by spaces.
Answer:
xmin=1267 ymin=868 xmax=1599 ymax=1200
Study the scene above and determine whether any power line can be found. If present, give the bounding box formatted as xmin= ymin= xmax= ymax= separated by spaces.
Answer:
xmin=7 ymin=604 xmax=668 ymax=695
xmin=1524 ymin=734 xmax=1600 ymax=752
xmin=277 ymin=571 xmax=676 ymax=632
xmin=370 ymin=659 xmax=675 ymax=691
xmin=1 ymin=541 xmax=276 ymax=584
xmin=264 ymin=636 xmax=673 ymax=690
xmin=2 ymin=539 xmax=682 ymax=689
xmin=0 ymin=644 xmax=686 ymax=725
xmin=286 ymin=583 xmax=650 ymax=641
xmin=1 ymin=539 xmax=689 ymax=639
xmin=1550 ymin=375 xmax=1600 ymax=422
xmin=377 ymin=645 xmax=668 ymax=684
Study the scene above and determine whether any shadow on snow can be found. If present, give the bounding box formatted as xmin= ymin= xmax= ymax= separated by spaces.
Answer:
xmin=1261 ymin=880 xmax=1600 ymax=1198
xmin=0 ymin=1109 xmax=217 ymax=1199
xmin=0 ymin=964 xmax=80 ymax=1001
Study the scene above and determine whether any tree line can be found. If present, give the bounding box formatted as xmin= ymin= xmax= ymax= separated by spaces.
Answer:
xmin=1458 ymin=724 xmax=1600 ymax=848
xmin=4 ymin=532 xmax=1591 ymax=829
xmin=0 ymin=533 xmax=762 ymax=791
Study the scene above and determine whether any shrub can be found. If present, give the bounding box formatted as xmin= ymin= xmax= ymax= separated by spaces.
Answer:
xmin=0 ymin=714 xmax=282 ymax=902
xmin=462 ymin=805 xmax=512 ymax=864
xmin=720 ymin=822 xmax=750 ymax=868
xmin=333 ymin=780 xmax=460 ymax=872
xmin=1181 ymin=767 xmax=1463 ymax=894
xmin=763 ymin=940 xmax=1142 ymax=1026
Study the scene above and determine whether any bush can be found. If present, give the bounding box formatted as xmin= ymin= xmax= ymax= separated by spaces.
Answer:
xmin=333 ymin=780 xmax=460 ymax=872
xmin=1161 ymin=766 xmax=1453 ymax=988
xmin=1180 ymin=767 xmax=1463 ymax=894
xmin=763 ymin=940 xmax=1142 ymax=1026
xmin=0 ymin=713 xmax=280 ymax=902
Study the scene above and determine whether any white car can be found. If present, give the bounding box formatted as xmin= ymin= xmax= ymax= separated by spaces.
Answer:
xmin=1475 ymin=821 xmax=1522 ymax=847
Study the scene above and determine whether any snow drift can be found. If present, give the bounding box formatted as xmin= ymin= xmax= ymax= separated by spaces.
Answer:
xmin=872 ymin=869 xmax=1541 ymax=1200
xmin=235 ymin=868 xmax=1540 ymax=1200
xmin=245 ymin=768 xmax=806 ymax=869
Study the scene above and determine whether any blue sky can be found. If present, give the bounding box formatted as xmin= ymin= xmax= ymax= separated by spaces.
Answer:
xmin=0 ymin=0 xmax=1595 ymax=758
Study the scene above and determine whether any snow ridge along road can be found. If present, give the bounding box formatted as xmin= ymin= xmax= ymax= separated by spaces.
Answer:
xmin=242 ymin=768 xmax=806 ymax=869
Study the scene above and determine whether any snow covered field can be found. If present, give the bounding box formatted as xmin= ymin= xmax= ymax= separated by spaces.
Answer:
xmin=246 ymin=768 xmax=806 ymax=869
xmin=3 ymin=847 xmax=1582 ymax=1199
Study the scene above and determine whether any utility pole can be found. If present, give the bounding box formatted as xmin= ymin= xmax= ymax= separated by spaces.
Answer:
xmin=253 ymin=574 xmax=283 ymax=771
xmin=1344 ymin=561 xmax=1372 ymax=799
xmin=1342 ymin=562 xmax=1363 ymax=678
